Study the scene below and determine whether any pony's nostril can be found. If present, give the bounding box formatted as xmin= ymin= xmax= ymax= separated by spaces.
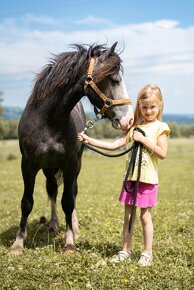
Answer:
xmin=113 ymin=118 xmax=119 ymax=125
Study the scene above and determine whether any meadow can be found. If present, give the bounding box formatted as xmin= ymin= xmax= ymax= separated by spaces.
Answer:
xmin=0 ymin=139 xmax=193 ymax=290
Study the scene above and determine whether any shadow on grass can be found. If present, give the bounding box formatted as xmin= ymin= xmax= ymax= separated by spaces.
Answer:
xmin=1 ymin=222 xmax=121 ymax=257
xmin=0 ymin=219 xmax=65 ymax=251
xmin=77 ymin=240 xmax=121 ymax=258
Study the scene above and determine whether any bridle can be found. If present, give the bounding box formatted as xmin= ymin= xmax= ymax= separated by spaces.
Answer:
xmin=84 ymin=57 xmax=132 ymax=116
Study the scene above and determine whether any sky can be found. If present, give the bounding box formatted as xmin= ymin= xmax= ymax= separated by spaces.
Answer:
xmin=0 ymin=0 xmax=194 ymax=114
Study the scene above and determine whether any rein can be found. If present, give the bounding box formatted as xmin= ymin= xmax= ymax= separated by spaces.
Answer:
xmin=123 ymin=128 xmax=145 ymax=232
xmin=84 ymin=57 xmax=132 ymax=116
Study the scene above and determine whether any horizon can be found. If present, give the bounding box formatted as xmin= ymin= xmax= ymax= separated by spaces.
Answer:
xmin=0 ymin=0 xmax=194 ymax=114
xmin=3 ymin=104 xmax=194 ymax=117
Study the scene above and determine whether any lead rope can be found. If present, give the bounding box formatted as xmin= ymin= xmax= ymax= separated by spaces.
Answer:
xmin=83 ymin=142 xmax=135 ymax=158
xmin=81 ymin=120 xmax=145 ymax=232
xmin=123 ymin=127 xmax=145 ymax=232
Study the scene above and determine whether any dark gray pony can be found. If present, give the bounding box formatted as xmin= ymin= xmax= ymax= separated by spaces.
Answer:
xmin=10 ymin=42 xmax=133 ymax=254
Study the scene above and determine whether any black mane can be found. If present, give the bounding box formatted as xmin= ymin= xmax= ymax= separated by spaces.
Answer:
xmin=29 ymin=44 xmax=122 ymax=103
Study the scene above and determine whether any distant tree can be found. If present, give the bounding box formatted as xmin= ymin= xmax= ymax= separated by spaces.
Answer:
xmin=0 ymin=92 xmax=4 ymax=137
xmin=180 ymin=124 xmax=194 ymax=138
xmin=168 ymin=122 xmax=181 ymax=138
xmin=0 ymin=91 xmax=3 ymax=116
xmin=1 ymin=120 xmax=19 ymax=139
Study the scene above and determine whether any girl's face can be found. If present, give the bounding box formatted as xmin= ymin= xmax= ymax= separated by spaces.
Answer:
xmin=139 ymin=98 xmax=160 ymax=123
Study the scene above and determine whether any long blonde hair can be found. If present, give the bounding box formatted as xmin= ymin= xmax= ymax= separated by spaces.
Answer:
xmin=126 ymin=84 xmax=164 ymax=142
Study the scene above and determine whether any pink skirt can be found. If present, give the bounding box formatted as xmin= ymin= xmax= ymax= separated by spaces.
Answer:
xmin=119 ymin=181 xmax=158 ymax=208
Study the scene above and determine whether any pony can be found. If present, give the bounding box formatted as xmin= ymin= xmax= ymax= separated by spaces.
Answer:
xmin=10 ymin=42 xmax=134 ymax=254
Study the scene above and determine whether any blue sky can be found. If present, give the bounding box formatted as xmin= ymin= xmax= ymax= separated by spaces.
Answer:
xmin=0 ymin=0 xmax=194 ymax=114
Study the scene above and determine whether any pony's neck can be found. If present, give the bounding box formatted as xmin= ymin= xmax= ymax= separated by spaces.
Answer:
xmin=41 ymin=79 xmax=85 ymax=118
xmin=62 ymin=81 xmax=85 ymax=114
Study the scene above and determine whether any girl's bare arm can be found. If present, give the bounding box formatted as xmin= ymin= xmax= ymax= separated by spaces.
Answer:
xmin=78 ymin=132 xmax=128 ymax=150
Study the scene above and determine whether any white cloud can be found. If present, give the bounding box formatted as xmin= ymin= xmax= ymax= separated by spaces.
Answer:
xmin=76 ymin=15 xmax=113 ymax=26
xmin=21 ymin=14 xmax=59 ymax=25
xmin=0 ymin=16 xmax=194 ymax=113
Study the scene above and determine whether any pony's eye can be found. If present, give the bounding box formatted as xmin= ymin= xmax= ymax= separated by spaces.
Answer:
xmin=109 ymin=77 xmax=120 ymax=86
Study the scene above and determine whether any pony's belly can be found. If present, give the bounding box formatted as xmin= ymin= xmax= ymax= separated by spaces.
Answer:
xmin=22 ymin=141 xmax=67 ymax=167
xmin=36 ymin=142 xmax=65 ymax=155
xmin=33 ymin=142 xmax=67 ymax=165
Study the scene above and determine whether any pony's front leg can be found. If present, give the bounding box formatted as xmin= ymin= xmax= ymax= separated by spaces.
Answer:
xmin=10 ymin=158 xmax=37 ymax=255
xmin=61 ymin=195 xmax=75 ymax=251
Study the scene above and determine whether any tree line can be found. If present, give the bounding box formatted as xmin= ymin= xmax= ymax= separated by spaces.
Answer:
xmin=1 ymin=118 xmax=194 ymax=140
xmin=0 ymin=95 xmax=194 ymax=139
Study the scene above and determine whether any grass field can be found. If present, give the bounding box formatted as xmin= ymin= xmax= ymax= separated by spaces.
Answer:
xmin=0 ymin=139 xmax=193 ymax=290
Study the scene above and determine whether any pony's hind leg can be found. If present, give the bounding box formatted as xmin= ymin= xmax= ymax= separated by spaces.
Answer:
xmin=71 ymin=156 xmax=82 ymax=240
xmin=72 ymin=207 xmax=80 ymax=240
xmin=10 ymin=158 xmax=38 ymax=255
xmin=43 ymin=168 xmax=59 ymax=232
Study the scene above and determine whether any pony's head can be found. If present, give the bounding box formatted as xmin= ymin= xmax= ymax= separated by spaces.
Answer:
xmin=84 ymin=42 xmax=134 ymax=131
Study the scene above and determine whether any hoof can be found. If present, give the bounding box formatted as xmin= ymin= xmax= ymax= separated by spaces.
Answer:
xmin=49 ymin=226 xmax=58 ymax=233
xmin=64 ymin=244 xmax=76 ymax=252
xmin=9 ymin=245 xmax=23 ymax=256
xmin=49 ymin=222 xmax=59 ymax=233
xmin=39 ymin=216 xmax=48 ymax=224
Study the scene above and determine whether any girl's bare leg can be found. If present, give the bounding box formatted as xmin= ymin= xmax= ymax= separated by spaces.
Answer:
xmin=122 ymin=204 xmax=136 ymax=252
xmin=140 ymin=207 xmax=153 ymax=253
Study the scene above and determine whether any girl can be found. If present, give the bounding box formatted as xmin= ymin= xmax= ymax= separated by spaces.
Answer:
xmin=78 ymin=84 xmax=170 ymax=266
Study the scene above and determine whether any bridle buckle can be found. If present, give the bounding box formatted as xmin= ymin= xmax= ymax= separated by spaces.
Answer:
xmin=86 ymin=75 xmax=93 ymax=82
xmin=104 ymin=98 xmax=113 ymax=107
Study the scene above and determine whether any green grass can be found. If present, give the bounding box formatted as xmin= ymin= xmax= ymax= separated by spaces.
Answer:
xmin=0 ymin=139 xmax=193 ymax=290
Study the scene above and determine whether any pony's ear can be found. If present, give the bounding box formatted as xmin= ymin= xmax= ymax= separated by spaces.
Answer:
xmin=101 ymin=42 xmax=118 ymax=61
xmin=110 ymin=42 xmax=118 ymax=54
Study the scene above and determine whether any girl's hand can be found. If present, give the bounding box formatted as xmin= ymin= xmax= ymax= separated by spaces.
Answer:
xmin=132 ymin=130 xmax=145 ymax=143
xmin=77 ymin=132 xmax=90 ymax=143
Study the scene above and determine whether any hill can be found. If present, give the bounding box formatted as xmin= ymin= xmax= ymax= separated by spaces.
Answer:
xmin=163 ymin=114 xmax=194 ymax=124
xmin=2 ymin=106 xmax=194 ymax=124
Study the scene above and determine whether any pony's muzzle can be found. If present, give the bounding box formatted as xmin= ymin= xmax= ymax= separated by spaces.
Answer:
xmin=112 ymin=117 xmax=133 ymax=131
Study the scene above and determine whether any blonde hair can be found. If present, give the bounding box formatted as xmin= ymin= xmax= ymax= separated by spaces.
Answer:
xmin=126 ymin=84 xmax=164 ymax=143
